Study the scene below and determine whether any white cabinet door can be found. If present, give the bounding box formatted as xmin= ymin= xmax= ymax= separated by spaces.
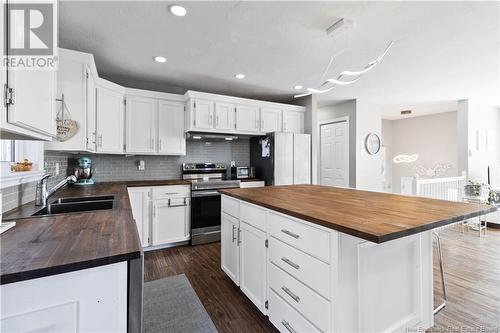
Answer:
xmin=282 ymin=111 xmax=304 ymax=134
xmin=96 ymin=86 xmax=124 ymax=154
xmin=221 ymin=213 xmax=240 ymax=286
xmin=158 ymin=100 xmax=186 ymax=155
xmin=46 ymin=57 xmax=87 ymax=151
xmin=86 ymin=68 xmax=97 ymax=152
xmin=6 ymin=69 xmax=56 ymax=137
xmin=260 ymin=107 xmax=282 ymax=133
xmin=293 ymin=134 xmax=311 ymax=185
xmin=128 ymin=187 xmax=151 ymax=247
xmin=125 ymin=96 xmax=157 ymax=154
xmin=193 ymin=99 xmax=214 ymax=130
xmin=152 ymin=198 xmax=190 ymax=245
xmin=214 ymin=102 xmax=236 ymax=131
xmin=240 ymin=222 xmax=267 ymax=314
xmin=236 ymin=105 xmax=260 ymax=133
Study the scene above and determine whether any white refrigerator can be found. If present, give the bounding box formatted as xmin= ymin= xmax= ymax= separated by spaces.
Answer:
xmin=250 ymin=132 xmax=311 ymax=186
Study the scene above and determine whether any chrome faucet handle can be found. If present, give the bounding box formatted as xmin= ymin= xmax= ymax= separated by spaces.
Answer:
xmin=39 ymin=174 xmax=51 ymax=182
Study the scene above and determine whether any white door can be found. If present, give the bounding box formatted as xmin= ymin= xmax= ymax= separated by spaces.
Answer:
xmin=128 ymin=188 xmax=151 ymax=247
xmin=260 ymin=107 xmax=282 ymax=133
xmin=6 ymin=69 xmax=56 ymax=137
xmin=293 ymin=134 xmax=311 ymax=184
xmin=282 ymin=111 xmax=304 ymax=134
xmin=214 ymin=102 xmax=236 ymax=131
xmin=96 ymin=86 xmax=124 ymax=154
xmin=320 ymin=121 xmax=349 ymax=187
xmin=86 ymin=68 xmax=97 ymax=152
xmin=274 ymin=132 xmax=294 ymax=185
xmin=125 ymin=96 xmax=157 ymax=154
xmin=152 ymin=199 xmax=189 ymax=245
xmin=158 ymin=100 xmax=186 ymax=155
xmin=193 ymin=99 xmax=214 ymax=130
xmin=221 ymin=213 xmax=240 ymax=285
xmin=239 ymin=222 xmax=267 ymax=314
xmin=236 ymin=105 xmax=260 ymax=133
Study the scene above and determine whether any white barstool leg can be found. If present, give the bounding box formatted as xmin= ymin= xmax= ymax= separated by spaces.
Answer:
xmin=433 ymin=231 xmax=447 ymax=315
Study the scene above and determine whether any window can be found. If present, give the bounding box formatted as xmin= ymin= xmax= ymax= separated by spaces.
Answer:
xmin=0 ymin=140 xmax=45 ymax=188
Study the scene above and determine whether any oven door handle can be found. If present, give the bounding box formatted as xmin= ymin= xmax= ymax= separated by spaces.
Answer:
xmin=191 ymin=191 xmax=221 ymax=198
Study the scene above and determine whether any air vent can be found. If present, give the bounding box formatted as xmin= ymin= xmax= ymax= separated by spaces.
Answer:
xmin=400 ymin=110 xmax=412 ymax=115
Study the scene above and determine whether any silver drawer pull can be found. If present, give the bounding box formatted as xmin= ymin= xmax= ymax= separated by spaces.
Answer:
xmin=281 ymin=320 xmax=298 ymax=333
xmin=281 ymin=229 xmax=299 ymax=239
xmin=281 ymin=257 xmax=300 ymax=270
xmin=163 ymin=192 xmax=179 ymax=195
xmin=168 ymin=198 xmax=187 ymax=207
xmin=281 ymin=286 xmax=300 ymax=303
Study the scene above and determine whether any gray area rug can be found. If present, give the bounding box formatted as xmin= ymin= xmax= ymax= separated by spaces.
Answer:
xmin=144 ymin=274 xmax=218 ymax=333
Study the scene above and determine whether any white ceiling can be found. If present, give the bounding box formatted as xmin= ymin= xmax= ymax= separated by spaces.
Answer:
xmin=59 ymin=1 xmax=500 ymax=117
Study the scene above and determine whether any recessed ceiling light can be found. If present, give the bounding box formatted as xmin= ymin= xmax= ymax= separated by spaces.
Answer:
xmin=168 ymin=5 xmax=187 ymax=17
xmin=154 ymin=56 xmax=167 ymax=63
xmin=294 ymin=85 xmax=303 ymax=90
xmin=234 ymin=73 xmax=245 ymax=80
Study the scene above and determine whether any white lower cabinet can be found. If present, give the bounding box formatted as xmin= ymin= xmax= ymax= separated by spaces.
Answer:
xmin=152 ymin=197 xmax=190 ymax=245
xmin=221 ymin=195 xmax=434 ymax=333
xmin=128 ymin=185 xmax=190 ymax=249
xmin=268 ymin=290 xmax=320 ymax=333
xmin=127 ymin=187 xmax=151 ymax=247
xmin=0 ymin=263 xmax=127 ymax=333
xmin=221 ymin=213 xmax=240 ymax=285
xmin=239 ymin=222 xmax=267 ymax=313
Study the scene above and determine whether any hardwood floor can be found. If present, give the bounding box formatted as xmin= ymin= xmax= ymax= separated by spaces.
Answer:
xmin=144 ymin=226 xmax=500 ymax=332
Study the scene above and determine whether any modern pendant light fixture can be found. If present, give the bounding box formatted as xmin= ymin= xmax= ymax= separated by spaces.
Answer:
xmin=294 ymin=41 xmax=394 ymax=98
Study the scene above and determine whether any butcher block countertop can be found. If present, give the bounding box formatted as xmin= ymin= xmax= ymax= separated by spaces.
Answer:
xmin=219 ymin=185 xmax=496 ymax=243
xmin=1 ymin=179 xmax=188 ymax=285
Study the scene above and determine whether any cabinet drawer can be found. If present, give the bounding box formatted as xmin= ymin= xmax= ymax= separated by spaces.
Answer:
xmin=269 ymin=263 xmax=330 ymax=332
xmin=240 ymin=202 xmax=266 ymax=231
xmin=152 ymin=185 xmax=190 ymax=200
xmin=268 ymin=290 xmax=320 ymax=333
xmin=222 ymin=195 xmax=239 ymax=218
xmin=269 ymin=237 xmax=330 ymax=299
xmin=268 ymin=212 xmax=330 ymax=262
xmin=239 ymin=181 xmax=265 ymax=188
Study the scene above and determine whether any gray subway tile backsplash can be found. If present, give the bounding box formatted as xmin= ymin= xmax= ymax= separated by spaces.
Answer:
xmin=2 ymin=139 xmax=250 ymax=213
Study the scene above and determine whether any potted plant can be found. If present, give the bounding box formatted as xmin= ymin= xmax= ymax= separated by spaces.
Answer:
xmin=464 ymin=181 xmax=487 ymax=197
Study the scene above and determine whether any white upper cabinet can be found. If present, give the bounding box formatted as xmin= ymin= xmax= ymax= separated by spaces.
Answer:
xmin=283 ymin=110 xmax=304 ymax=134
xmin=46 ymin=50 xmax=90 ymax=151
xmin=260 ymin=107 xmax=282 ymax=133
xmin=193 ymin=99 xmax=214 ymax=130
xmin=184 ymin=91 xmax=305 ymax=135
xmin=86 ymin=68 xmax=97 ymax=152
xmin=96 ymin=83 xmax=124 ymax=154
xmin=5 ymin=67 xmax=56 ymax=139
xmin=1 ymin=2 xmax=57 ymax=141
xmin=236 ymin=105 xmax=260 ymax=133
xmin=158 ymin=100 xmax=186 ymax=155
xmin=125 ymin=96 xmax=157 ymax=154
xmin=214 ymin=102 xmax=236 ymax=131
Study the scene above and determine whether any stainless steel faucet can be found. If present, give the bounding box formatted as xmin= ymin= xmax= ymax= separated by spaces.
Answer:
xmin=35 ymin=174 xmax=77 ymax=206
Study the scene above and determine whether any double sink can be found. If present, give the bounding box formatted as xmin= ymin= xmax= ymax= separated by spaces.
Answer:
xmin=32 ymin=195 xmax=115 ymax=216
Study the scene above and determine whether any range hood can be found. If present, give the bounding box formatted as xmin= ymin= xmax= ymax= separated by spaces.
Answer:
xmin=186 ymin=132 xmax=247 ymax=141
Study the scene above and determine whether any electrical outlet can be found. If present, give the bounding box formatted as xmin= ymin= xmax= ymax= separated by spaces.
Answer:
xmin=55 ymin=162 xmax=60 ymax=175
xmin=138 ymin=160 xmax=145 ymax=171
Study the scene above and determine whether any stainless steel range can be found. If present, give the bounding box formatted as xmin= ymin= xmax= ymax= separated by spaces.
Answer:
xmin=183 ymin=163 xmax=240 ymax=245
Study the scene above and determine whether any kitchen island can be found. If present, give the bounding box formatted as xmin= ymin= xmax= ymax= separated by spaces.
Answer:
xmin=219 ymin=185 xmax=495 ymax=333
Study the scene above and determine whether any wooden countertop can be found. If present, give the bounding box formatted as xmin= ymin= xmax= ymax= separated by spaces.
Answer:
xmin=1 ymin=179 xmax=188 ymax=285
xmin=220 ymin=185 xmax=496 ymax=243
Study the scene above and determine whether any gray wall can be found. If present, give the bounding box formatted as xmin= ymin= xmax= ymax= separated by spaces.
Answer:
xmin=2 ymin=139 xmax=249 ymax=213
